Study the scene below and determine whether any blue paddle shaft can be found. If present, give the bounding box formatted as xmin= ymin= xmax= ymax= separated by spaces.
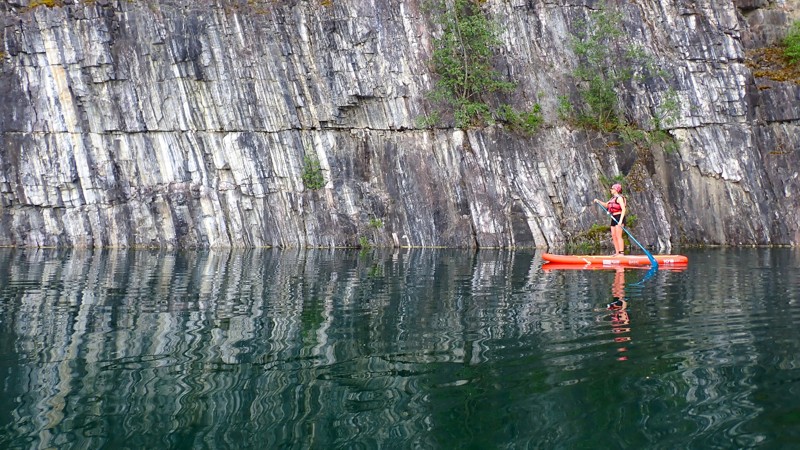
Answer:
xmin=595 ymin=203 xmax=659 ymax=268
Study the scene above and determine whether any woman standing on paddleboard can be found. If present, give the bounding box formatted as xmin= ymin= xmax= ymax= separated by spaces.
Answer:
xmin=593 ymin=183 xmax=626 ymax=255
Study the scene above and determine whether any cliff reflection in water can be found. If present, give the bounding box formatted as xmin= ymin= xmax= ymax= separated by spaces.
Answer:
xmin=4 ymin=248 xmax=799 ymax=448
xmin=0 ymin=248 xmax=552 ymax=448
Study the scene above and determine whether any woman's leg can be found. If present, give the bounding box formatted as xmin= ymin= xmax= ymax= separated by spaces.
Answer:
xmin=612 ymin=226 xmax=624 ymax=254
xmin=612 ymin=227 xmax=618 ymax=253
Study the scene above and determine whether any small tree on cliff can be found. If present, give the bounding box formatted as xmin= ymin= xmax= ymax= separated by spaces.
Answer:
xmin=421 ymin=0 xmax=542 ymax=133
xmin=565 ymin=3 xmax=679 ymax=151
xmin=784 ymin=20 xmax=800 ymax=64
xmin=569 ymin=5 xmax=633 ymax=131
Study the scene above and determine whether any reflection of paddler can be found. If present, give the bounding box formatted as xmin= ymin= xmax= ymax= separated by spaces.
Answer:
xmin=606 ymin=267 xmax=630 ymax=360
xmin=607 ymin=266 xmax=626 ymax=309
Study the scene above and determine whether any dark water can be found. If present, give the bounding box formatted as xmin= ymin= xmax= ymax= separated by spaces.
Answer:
xmin=0 ymin=248 xmax=799 ymax=449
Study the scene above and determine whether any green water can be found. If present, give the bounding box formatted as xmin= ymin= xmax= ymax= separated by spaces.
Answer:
xmin=0 ymin=248 xmax=799 ymax=449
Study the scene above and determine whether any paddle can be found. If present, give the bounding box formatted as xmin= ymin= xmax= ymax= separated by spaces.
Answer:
xmin=595 ymin=203 xmax=659 ymax=268
xmin=630 ymin=264 xmax=658 ymax=287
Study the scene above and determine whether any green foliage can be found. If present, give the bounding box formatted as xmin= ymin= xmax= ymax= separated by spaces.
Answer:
xmin=568 ymin=4 xmax=630 ymax=130
xmin=557 ymin=95 xmax=574 ymax=121
xmin=615 ymin=89 xmax=680 ymax=151
xmin=416 ymin=111 xmax=441 ymax=129
xmin=625 ymin=213 xmax=638 ymax=229
xmin=648 ymin=129 xmax=679 ymax=153
xmin=599 ymin=174 xmax=626 ymax=189
xmin=518 ymin=105 xmax=544 ymax=133
xmin=496 ymin=104 xmax=543 ymax=135
xmin=450 ymin=100 xmax=493 ymax=128
xmin=368 ymin=218 xmax=384 ymax=229
xmin=301 ymin=155 xmax=325 ymax=191
xmin=568 ymin=223 xmax=609 ymax=252
xmin=617 ymin=122 xmax=678 ymax=153
xmin=784 ymin=20 xmax=800 ymax=64
xmin=358 ymin=236 xmax=371 ymax=249
xmin=565 ymin=2 xmax=680 ymax=152
xmin=618 ymin=123 xmax=648 ymax=144
xmin=569 ymin=215 xmax=640 ymax=251
xmin=574 ymin=73 xmax=619 ymax=131
xmin=654 ymin=88 xmax=680 ymax=129
xmin=429 ymin=0 xmax=512 ymax=109
xmin=424 ymin=0 xmax=539 ymax=133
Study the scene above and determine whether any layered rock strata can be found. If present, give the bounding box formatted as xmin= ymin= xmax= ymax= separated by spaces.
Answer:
xmin=0 ymin=0 xmax=798 ymax=248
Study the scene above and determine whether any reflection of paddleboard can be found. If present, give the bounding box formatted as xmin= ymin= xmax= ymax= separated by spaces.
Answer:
xmin=541 ymin=263 xmax=687 ymax=272
xmin=542 ymin=253 xmax=688 ymax=266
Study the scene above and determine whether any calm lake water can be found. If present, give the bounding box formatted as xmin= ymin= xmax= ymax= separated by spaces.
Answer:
xmin=0 ymin=247 xmax=798 ymax=449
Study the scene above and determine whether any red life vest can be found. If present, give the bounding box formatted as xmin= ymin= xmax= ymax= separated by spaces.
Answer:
xmin=608 ymin=195 xmax=624 ymax=214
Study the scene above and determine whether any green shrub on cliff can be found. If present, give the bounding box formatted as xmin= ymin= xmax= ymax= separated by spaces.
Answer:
xmin=784 ymin=20 xmax=800 ymax=64
xmin=422 ymin=0 xmax=541 ymax=133
xmin=301 ymin=155 xmax=325 ymax=191
xmin=569 ymin=6 xmax=629 ymax=131
xmin=565 ymin=3 xmax=679 ymax=152
xmin=496 ymin=104 xmax=543 ymax=134
xmin=428 ymin=0 xmax=512 ymax=127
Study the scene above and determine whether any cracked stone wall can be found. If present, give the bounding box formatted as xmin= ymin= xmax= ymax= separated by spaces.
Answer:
xmin=0 ymin=0 xmax=798 ymax=249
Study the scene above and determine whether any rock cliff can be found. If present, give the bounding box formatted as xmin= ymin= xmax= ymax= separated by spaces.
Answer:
xmin=1 ymin=0 xmax=798 ymax=249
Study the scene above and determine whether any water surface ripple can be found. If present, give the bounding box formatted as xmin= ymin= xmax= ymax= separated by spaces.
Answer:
xmin=1 ymin=248 xmax=799 ymax=448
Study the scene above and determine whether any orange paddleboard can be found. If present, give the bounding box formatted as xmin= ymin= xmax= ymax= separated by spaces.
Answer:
xmin=541 ymin=263 xmax=687 ymax=272
xmin=542 ymin=253 xmax=688 ymax=267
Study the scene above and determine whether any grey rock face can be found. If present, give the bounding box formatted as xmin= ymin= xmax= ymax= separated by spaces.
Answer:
xmin=0 ymin=0 xmax=798 ymax=249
